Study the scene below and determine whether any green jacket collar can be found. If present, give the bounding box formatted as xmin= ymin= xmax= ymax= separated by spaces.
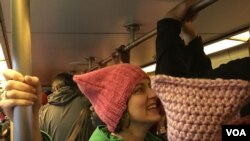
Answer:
xmin=89 ymin=126 xmax=163 ymax=141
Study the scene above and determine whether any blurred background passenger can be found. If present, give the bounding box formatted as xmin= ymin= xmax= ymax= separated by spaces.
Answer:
xmin=39 ymin=72 xmax=94 ymax=141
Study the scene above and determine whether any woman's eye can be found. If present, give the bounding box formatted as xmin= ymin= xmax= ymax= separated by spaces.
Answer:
xmin=134 ymin=87 xmax=145 ymax=94
xmin=138 ymin=87 xmax=144 ymax=92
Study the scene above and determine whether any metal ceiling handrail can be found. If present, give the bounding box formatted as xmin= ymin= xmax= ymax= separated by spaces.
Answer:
xmin=89 ymin=28 xmax=157 ymax=71
xmin=89 ymin=0 xmax=218 ymax=71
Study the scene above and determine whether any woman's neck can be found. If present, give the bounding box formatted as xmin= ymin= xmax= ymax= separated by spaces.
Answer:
xmin=116 ymin=122 xmax=152 ymax=141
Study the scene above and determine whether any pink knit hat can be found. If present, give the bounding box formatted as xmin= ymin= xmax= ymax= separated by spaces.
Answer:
xmin=151 ymin=75 xmax=250 ymax=141
xmin=73 ymin=63 xmax=148 ymax=132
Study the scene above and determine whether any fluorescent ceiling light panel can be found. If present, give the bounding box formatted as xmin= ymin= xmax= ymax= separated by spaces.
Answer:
xmin=204 ymin=39 xmax=245 ymax=55
xmin=142 ymin=63 xmax=156 ymax=73
xmin=229 ymin=31 xmax=250 ymax=42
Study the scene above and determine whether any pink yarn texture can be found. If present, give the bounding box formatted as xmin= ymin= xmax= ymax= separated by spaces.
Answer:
xmin=73 ymin=64 xmax=148 ymax=132
xmin=151 ymin=75 xmax=250 ymax=141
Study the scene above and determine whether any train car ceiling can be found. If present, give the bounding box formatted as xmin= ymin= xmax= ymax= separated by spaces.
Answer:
xmin=0 ymin=0 xmax=249 ymax=86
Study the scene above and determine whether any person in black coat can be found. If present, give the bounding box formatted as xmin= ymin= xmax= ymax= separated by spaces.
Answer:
xmin=155 ymin=0 xmax=250 ymax=116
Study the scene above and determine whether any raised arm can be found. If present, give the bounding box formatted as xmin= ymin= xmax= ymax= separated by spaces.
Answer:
xmin=155 ymin=0 xmax=212 ymax=77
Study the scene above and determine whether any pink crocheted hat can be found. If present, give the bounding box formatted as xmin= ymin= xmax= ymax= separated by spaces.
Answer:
xmin=151 ymin=75 xmax=250 ymax=141
xmin=73 ymin=63 xmax=148 ymax=132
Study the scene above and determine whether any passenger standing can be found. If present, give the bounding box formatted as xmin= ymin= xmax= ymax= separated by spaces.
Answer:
xmin=39 ymin=73 xmax=94 ymax=141
xmin=155 ymin=0 xmax=250 ymax=116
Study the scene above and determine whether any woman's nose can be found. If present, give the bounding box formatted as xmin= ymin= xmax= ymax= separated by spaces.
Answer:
xmin=148 ymin=88 xmax=157 ymax=98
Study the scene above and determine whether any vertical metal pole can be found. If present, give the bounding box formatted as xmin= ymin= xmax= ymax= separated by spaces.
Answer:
xmin=11 ymin=0 xmax=33 ymax=141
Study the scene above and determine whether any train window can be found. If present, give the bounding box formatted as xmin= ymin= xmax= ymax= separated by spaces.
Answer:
xmin=0 ymin=2 xmax=9 ymax=84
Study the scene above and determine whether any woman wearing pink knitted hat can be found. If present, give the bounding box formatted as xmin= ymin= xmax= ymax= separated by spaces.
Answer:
xmin=73 ymin=63 xmax=164 ymax=141
xmin=0 ymin=64 xmax=164 ymax=141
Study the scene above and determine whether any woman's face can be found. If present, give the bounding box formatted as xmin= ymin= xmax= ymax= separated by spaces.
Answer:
xmin=127 ymin=78 xmax=162 ymax=124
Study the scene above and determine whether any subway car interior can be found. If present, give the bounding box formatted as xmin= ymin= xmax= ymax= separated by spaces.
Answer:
xmin=0 ymin=0 xmax=249 ymax=140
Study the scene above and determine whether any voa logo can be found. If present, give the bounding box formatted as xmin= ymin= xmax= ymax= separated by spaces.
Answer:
xmin=226 ymin=129 xmax=246 ymax=136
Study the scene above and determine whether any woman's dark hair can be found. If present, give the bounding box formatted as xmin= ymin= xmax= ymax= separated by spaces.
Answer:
xmin=114 ymin=111 xmax=130 ymax=133
xmin=90 ymin=111 xmax=105 ymax=128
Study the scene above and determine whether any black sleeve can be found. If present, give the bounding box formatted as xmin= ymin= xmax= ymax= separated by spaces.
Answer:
xmin=155 ymin=18 xmax=189 ymax=77
xmin=187 ymin=36 xmax=212 ymax=75
xmin=155 ymin=18 xmax=212 ymax=77
xmin=203 ymin=57 xmax=250 ymax=81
